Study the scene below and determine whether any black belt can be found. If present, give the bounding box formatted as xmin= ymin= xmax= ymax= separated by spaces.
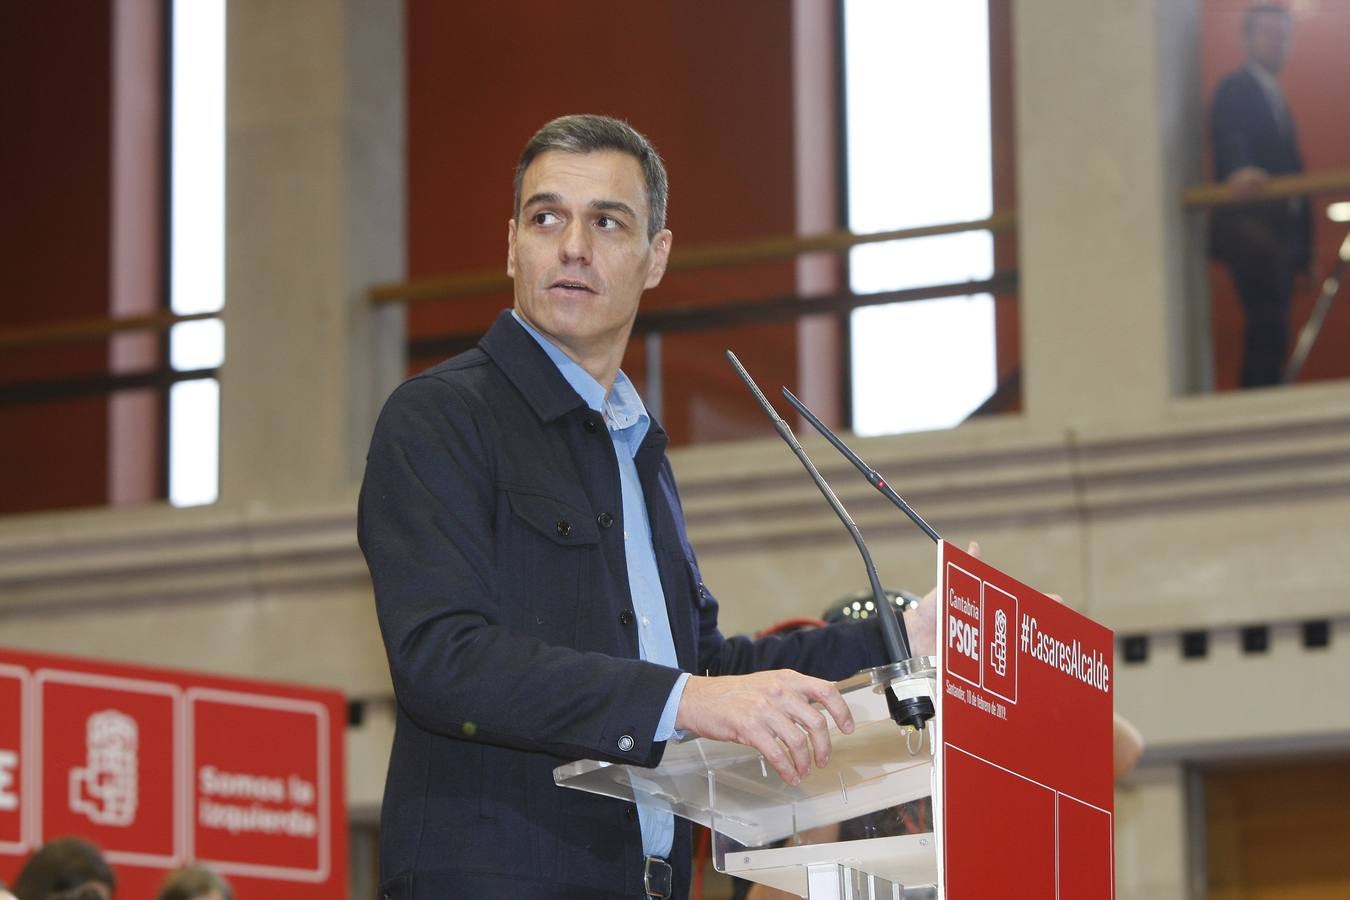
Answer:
xmin=643 ymin=856 xmax=672 ymax=899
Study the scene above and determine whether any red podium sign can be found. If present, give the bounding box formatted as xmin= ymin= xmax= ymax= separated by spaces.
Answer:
xmin=0 ymin=647 xmax=345 ymax=899
xmin=936 ymin=541 xmax=1115 ymax=899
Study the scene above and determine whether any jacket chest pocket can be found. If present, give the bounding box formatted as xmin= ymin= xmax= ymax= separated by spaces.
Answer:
xmin=499 ymin=488 xmax=600 ymax=632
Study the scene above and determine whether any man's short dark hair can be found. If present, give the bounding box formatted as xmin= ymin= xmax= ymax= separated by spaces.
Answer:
xmin=513 ymin=114 xmax=669 ymax=241
xmin=10 ymin=837 xmax=115 ymax=899
xmin=1244 ymin=3 xmax=1291 ymax=37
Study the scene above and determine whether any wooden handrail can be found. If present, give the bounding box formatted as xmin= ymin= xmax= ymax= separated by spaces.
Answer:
xmin=408 ymin=272 xmax=1021 ymax=362
xmin=0 ymin=366 xmax=219 ymax=408
xmin=371 ymin=168 xmax=1350 ymax=307
xmin=1182 ymin=167 xmax=1350 ymax=208
xmin=3 ymin=167 xmax=1347 ymax=353
xmin=367 ymin=212 xmax=1019 ymax=305
xmin=0 ymin=310 xmax=218 ymax=351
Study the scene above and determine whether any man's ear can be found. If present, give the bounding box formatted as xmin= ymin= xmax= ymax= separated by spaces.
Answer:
xmin=506 ymin=217 xmax=518 ymax=278
xmin=644 ymin=229 xmax=674 ymax=290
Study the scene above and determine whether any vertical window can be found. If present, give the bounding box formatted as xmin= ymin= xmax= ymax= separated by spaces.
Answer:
xmin=844 ymin=0 xmax=996 ymax=436
xmin=168 ymin=0 xmax=225 ymax=506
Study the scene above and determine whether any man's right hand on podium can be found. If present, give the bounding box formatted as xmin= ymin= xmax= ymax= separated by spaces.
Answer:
xmin=675 ymin=670 xmax=856 ymax=785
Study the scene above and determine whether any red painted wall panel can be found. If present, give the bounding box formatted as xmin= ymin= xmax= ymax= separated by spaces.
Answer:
xmin=0 ymin=6 xmax=116 ymax=513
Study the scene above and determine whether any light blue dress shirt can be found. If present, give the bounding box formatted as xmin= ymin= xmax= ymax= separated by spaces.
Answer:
xmin=512 ymin=312 xmax=691 ymax=860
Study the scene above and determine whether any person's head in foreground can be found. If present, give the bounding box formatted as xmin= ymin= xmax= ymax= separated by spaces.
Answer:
xmin=154 ymin=865 xmax=234 ymax=900
xmin=9 ymin=837 xmax=114 ymax=900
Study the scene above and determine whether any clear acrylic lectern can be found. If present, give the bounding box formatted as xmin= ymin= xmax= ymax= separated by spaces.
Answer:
xmin=554 ymin=657 xmax=939 ymax=899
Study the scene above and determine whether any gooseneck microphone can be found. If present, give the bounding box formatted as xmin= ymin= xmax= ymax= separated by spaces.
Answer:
xmin=780 ymin=387 xmax=941 ymax=545
xmin=724 ymin=351 xmax=911 ymax=666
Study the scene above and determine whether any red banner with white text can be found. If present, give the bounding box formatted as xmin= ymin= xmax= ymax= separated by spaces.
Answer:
xmin=0 ymin=647 xmax=345 ymax=899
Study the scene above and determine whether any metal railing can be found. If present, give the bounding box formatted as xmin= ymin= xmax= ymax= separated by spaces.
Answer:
xmin=371 ymin=213 xmax=1021 ymax=422
xmin=2 ymin=167 xmax=1346 ymax=409
xmin=0 ymin=310 xmax=220 ymax=408
xmin=367 ymin=212 xmax=1017 ymax=306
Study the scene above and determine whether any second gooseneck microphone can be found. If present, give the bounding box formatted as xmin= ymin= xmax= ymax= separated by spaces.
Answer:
xmin=724 ymin=351 xmax=911 ymax=666
xmin=780 ymin=387 xmax=941 ymax=545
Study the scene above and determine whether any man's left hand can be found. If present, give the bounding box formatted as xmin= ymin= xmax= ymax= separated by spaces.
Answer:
xmin=906 ymin=541 xmax=981 ymax=658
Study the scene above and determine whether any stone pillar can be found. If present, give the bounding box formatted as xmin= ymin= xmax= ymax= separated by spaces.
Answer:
xmin=1014 ymin=0 xmax=1203 ymax=430
xmin=1115 ymin=763 xmax=1197 ymax=899
xmin=792 ymin=0 xmax=844 ymax=429
xmin=221 ymin=0 xmax=404 ymax=508
xmin=109 ymin=0 xmax=164 ymax=506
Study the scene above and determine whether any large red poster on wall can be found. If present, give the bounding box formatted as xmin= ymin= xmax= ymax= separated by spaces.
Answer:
xmin=935 ymin=541 xmax=1115 ymax=899
xmin=0 ymin=647 xmax=346 ymax=899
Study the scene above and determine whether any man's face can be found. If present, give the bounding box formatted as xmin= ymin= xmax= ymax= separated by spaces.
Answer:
xmin=1246 ymin=12 xmax=1292 ymax=73
xmin=507 ymin=150 xmax=671 ymax=368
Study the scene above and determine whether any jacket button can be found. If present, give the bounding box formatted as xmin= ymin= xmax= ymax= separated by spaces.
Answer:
xmin=597 ymin=511 xmax=614 ymax=528
xmin=584 ymin=417 xmax=601 ymax=433
xmin=619 ymin=609 xmax=635 ymax=626
xmin=618 ymin=734 xmax=635 ymax=752
xmin=697 ymin=581 xmax=708 ymax=599
xmin=626 ymin=804 xmax=638 ymax=821
xmin=556 ymin=520 xmax=572 ymax=537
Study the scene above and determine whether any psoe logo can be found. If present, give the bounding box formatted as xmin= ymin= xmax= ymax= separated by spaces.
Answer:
xmin=69 ymin=709 xmax=139 ymax=827
xmin=990 ymin=608 xmax=1008 ymax=677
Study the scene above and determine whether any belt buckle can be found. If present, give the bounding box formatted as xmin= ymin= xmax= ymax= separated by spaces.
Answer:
xmin=643 ymin=855 xmax=672 ymax=899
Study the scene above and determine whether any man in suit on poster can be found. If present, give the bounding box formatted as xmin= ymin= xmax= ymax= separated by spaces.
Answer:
xmin=358 ymin=114 xmax=926 ymax=899
xmin=1209 ymin=3 xmax=1312 ymax=387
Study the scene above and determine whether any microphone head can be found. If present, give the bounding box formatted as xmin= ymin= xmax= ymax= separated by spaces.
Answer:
xmin=724 ymin=350 xmax=778 ymax=416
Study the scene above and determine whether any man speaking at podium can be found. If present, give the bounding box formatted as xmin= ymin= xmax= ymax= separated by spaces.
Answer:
xmin=359 ymin=115 xmax=923 ymax=899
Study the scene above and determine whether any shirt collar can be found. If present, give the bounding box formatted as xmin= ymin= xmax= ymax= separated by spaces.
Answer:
xmin=477 ymin=310 xmax=587 ymax=424
xmin=1246 ymin=63 xmax=1283 ymax=97
xmin=510 ymin=311 xmax=650 ymax=443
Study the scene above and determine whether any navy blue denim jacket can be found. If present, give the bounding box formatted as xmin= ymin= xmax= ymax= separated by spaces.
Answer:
xmin=358 ymin=310 xmax=886 ymax=899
